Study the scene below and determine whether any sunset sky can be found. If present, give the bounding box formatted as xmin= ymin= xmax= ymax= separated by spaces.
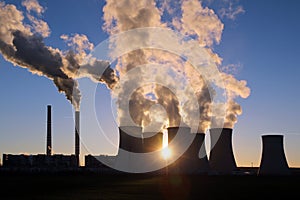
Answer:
xmin=0 ymin=0 xmax=300 ymax=167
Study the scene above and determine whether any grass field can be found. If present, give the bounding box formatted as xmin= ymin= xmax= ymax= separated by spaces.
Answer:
xmin=0 ymin=173 xmax=299 ymax=199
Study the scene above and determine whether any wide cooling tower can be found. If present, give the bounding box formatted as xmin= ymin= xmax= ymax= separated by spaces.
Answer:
xmin=142 ymin=132 xmax=163 ymax=152
xmin=209 ymin=128 xmax=237 ymax=174
xmin=180 ymin=133 xmax=210 ymax=174
xmin=167 ymin=127 xmax=195 ymax=174
xmin=258 ymin=135 xmax=290 ymax=176
xmin=118 ymin=126 xmax=143 ymax=153
xmin=116 ymin=126 xmax=143 ymax=172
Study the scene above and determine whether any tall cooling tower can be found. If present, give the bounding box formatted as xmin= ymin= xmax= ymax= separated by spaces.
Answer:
xmin=258 ymin=135 xmax=290 ymax=175
xmin=209 ymin=128 xmax=237 ymax=174
xmin=46 ymin=105 xmax=52 ymax=156
xmin=142 ymin=132 xmax=163 ymax=152
xmin=75 ymin=111 xmax=80 ymax=166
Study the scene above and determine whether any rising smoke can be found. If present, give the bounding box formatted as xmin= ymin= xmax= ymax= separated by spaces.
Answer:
xmin=0 ymin=0 xmax=250 ymax=132
xmin=0 ymin=1 xmax=118 ymax=111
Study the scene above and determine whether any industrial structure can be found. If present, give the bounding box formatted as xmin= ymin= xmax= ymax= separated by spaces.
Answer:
xmin=165 ymin=127 xmax=210 ymax=174
xmin=142 ymin=131 xmax=163 ymax=153
xmin=46 ymin=105 xmax=52 ymax=156
xmin=1 ymin=105 xmax=293 ymax=175
xmin=209 ymin=128 xmax=237 ymax=174
xmin=258 ymin=135 xmax=290 ymax=175
xmin=75 ymin=111 xmax=80 ymax=166
xmin=2 ymin=105 xmax=80 ymax=169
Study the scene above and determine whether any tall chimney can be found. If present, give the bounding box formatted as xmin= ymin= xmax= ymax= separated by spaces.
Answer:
xmin=258 ymin=135 xmax=290 ymax=175
xmin=75 ymin=111 xmax=80 ymax=166
xmin=46 ymin=105 xmax=52 ymax=156
xmin=209 ymin=128 xmax=237 ymax=174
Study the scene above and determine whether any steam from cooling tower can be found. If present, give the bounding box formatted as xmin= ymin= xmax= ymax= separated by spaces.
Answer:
xmin=0 ymin=0 xmax=251 ymax=131
xmin=102 ymin=0 xmax=250 ymax=131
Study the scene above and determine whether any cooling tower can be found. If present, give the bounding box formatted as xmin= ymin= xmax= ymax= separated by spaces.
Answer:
xmin=118 ymin=126 xmax=143 ymax=153
xmin=46 ymin=105 xmax=52 ymax=156
xmin=181 ymin=133 xmax=210 ymax=174
xmin=142 ymin=132 xmax=163 ymax=152
xmin=209 ymin=128 xmax=237 ymax=174
xmin=116 ymin=126 xmax=143 ymax=172
xmin=75 ymin=111 xmax=80 ymax=166
xmin=167 ymin=127 xmax=194 ymax=173
xmin=258 ymin=135 xmax=290 ymax=175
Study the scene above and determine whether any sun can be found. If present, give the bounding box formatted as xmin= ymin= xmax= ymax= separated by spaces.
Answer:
xmin=161 ymin=129 xmax=171 ymax=160
xmin=162 ymin=147 xmax=171 ymax=160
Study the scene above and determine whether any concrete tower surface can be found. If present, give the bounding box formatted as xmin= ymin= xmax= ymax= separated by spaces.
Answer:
xmin=46 ymin=105 xmax=52 ymax=156
xmin=75 ymin=111 xmax=80 ymax=166
xmin=180 ymin=133 xmax=210 ymax=174
xmin=142 ymin=132 xmax=163 ymax=152
xmin=167 ymin=127 xmax=194 ymax=174
xmin=118 ymin=126 xmax=143 ymax=153
xmin=116 ymin=126 xmax=143 ymax=172
xmin=209 ymin=128 xmax=237 ymax=174
xmin=258 ymin=135 xmax=290 ymax=175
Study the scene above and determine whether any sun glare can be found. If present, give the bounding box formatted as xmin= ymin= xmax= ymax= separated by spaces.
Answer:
xmin=162 ymin=147 xmax=171 ymax=160
xmin=162 ymin=129 xmax=171 ymax=160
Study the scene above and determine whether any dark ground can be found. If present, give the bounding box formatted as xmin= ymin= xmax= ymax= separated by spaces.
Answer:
xmin=0 ymin=172 xmax=299 ymax=200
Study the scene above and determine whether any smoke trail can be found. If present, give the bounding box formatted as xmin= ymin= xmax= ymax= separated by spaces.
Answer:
xmin=0 ymin=1 xmax=119 ymax=110
xmin=0 ymin=2 xmax=80 ymax=110
xmin=61 ymin=34 xmax=119 ymax=89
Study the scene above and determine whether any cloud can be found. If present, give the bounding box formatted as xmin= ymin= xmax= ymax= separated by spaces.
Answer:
xmin=219 ymin=3 xmax=245 ymax=20
xmin=181 ymin=0 xmax=224 ymax=47
xmin=27 ymin=14 xmax=50 ymax=37
xmin=22 ymin=0 xmax=44 ymax=15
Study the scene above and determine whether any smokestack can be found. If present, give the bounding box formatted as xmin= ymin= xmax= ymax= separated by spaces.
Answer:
xmin=75 ymin=111 xmax=80 ymax=166
xmin=46 ymin=105 xmax=52 ymax=156
xmin=209 ymin=128 xmax=237 ymax=174
xmin=258 ymin=135 xmax=290 ymax=175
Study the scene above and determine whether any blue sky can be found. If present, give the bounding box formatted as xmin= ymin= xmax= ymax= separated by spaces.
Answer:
xmin=0 ymin=0 xmax=300 ymax=167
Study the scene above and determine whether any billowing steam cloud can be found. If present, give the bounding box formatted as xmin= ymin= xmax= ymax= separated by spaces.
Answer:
xmin=103 ymin=0 xmax=250 ymax=132
xmin=0 ymin=1 xmax=119 ymax=111
xmin=103 ymin=0 xmax=168 ymax=128
xmin=0 ymin=0 xmax=250 ymax=132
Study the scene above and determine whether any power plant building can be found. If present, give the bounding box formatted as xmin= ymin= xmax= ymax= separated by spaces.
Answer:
xmin=209 ymin=128 xmax=237 ymax=174
xmin=258 ymin=135 xmax=290 ymax=175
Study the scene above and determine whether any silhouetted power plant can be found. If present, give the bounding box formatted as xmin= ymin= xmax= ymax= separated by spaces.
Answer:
xmin=75 ymin=111 xmax=80 ymax=166
xmin=1 ymin=105 xmax=294 ymax=176
xmin=258 ymin=135 xmax=290 ymax=175
xmin=142 ymin=131 xmax=163 ymax=153
xmin=209 ymin=128 xmax=237 ymax=174
xmin=2 ymin=105 xmax=80 ymax=169
xmin=46 ymin=105 xmax=52 ymax=156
